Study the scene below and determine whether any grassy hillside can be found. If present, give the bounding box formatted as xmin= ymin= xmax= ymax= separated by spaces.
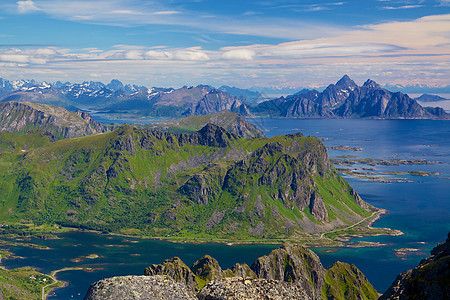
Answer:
xmin=0 ymin=124 xmax=378 ymax=242
xmin=133 ymin=110 xmax=264 ymax=138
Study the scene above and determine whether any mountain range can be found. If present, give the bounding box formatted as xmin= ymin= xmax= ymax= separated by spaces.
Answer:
xmin=0 ymin=101 xmax=261 ymax=141
xmin=1 ymin=76 xmax=448 ymax=120
xmin=0 ymin=78 xmax=249 ymax=118
xmin=255 ymin=75 xmax=449 ymax=119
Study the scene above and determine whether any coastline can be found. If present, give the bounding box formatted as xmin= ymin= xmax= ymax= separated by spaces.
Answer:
xmin=0 ymin=206 xmax=401 ymax=250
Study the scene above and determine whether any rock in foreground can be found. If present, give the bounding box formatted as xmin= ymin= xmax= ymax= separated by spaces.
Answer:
xmin=87 ymin=243 xmax=378 ymax=300
xmin=380 ymin=232 xmax=450 ymax=300
xmin=84 ymin=275 xmax=196 ymax=300
xmin=197 ymin=277 xmax=310 ymax=300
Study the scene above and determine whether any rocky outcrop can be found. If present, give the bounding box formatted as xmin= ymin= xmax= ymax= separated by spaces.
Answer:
xmin=323 ymin=261 xmax=378 ymax=300
xmin=87 ymin=243 xmax=378 ymax=300
xmin=0 ymin=101 xmax=106 ymax=139
xmin=194 ymin=90 xmax=250 ymax=116
xmin=182 ymin=123 xmax=237 ymax=148
xmin=256 ymin=75 xmax=449 ymax=119
xmin=380 ymin=232 xmax=450 ymax=300
xmin=197 ymin=277 xmax=311 ymax=300
xmin=191 ymin=255 xmax=224 ymax=283
xmin=144 ymin=257 xmax=199 ymax=292
xmin=83 ymin=275 xmax=196 ymax=300
xmin=250 ymin=243 xmax=325 ymax=299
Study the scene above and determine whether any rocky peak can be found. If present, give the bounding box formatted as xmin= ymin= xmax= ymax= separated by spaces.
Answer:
xmin=191 ymin=255 xmax=223 ymax=282
xmin=362 ymin=79 xmax=382 ymax=90
xmin=107 ymin=79 xmax=125 ymax=92
xmin=122 ymin=243 xmax=377 ymax=299
xmin=192 ymin=123 xmax=237 ymax=147
xmin=335 ymin=74 xmax=358 ymax=90
xmin=144 ymin=257 xmax=199 ymax=292
xmin=250 ymin=243 xmax=325 ymax=299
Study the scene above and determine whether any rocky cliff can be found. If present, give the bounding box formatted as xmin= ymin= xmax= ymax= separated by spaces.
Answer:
xmin=0 ymin=101 xmax=106 ymax=140
xmin=380 ymin=232 xmax=450 ymax=299
xmin=256 ymin=75 xmax=449 ymax=120
xmin=86 ymin=244 xmax=378 ymax=300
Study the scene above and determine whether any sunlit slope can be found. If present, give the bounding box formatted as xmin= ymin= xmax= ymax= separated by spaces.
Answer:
xmin=0 ymin=124 xmax=376 ymax=241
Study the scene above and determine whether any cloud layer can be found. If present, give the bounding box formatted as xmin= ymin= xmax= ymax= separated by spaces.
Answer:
xmin=1 ymin=1 xmax=449 ymax=88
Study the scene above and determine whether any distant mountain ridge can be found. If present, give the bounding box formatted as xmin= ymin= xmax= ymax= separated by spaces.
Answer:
xmin=255 ymin=75 xmax=449 ymax=119
xmin=0 ymin=101 xmax=260 ymax=140
xmin=0 ymin=101 xmax=106 ymax=140
xmin=135 ymin=110 xmax=264 ymax=138
xmin=0 ymin=78 xmax=250 ymax=118
xmin=2 ymin=76 xmax=448 ymax=119
xmin=415 ymin=94 xmax=449 ymax=102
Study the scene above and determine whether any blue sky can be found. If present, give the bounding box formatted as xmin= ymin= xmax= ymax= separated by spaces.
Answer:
xmin=0 ymin=0 xmax=449 ymax=88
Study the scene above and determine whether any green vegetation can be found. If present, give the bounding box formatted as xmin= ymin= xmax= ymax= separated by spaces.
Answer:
xmin=133 ymin=110 xmax=264 ymax=138
xmin=0 ymin=267 xmax=58 ymax=300
xmin=0 ymin=124 xmax=384 ymax=243
xmin=322 ymin=261 xmax=378 ymax=300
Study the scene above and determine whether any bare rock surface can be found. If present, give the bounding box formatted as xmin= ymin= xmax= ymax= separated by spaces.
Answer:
xmin=197 ymin=277 xmax=311 ymax=300
xmin=83 ymin=275 xmax=196 ymax=300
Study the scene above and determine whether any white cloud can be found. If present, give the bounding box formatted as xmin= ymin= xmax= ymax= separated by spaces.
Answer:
xmin=153 ymin=11 xmax=180 ymax=15
xmin=222 ymin=49 xmax=255 ymax=60
xmin=382 ymin=5 xmax=423 ymax=9
xmin=145 ymin=50 xmax=173 ymax=59
xmin=0 ymin=54 xmax=29 ymax=63
xmin=0 ymin=13 xmax=449 ymax=88
xmin=17 ymin=0 xmax=39 ymax=13
xmin=124 ymin=50 xmax=144 ymax=60
xmin=174 ymin=50 xmax=209 ymax=61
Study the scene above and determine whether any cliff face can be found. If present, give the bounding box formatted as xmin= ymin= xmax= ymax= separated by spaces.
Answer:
xmin=256 ymin=75 xmax=449 ymax=120
xmin=0 ymin=101 xmax=106 ymax=140
xmin=380 ymin=232 xmax=450 ymax=300
xmin=250 ymin=244 xmax=325 ymax=299
xmin=85 ymin=244 xmax=378 ymax=300
xmin=194 ymin=90 xmax=250 ymax=116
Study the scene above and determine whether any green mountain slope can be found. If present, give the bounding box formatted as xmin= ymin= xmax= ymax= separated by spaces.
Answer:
xmin=0 ymin=123 xmax=378 ymax=241
xmin=133 ymin=110 xmax=264 ymax=138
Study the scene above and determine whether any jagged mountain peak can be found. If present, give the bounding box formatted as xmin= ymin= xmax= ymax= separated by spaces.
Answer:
xmin=335 ymin=74 xmax=358 ymax=89
xmin=363 ymin=79 xmax=382 ymax=90
xmin=107 ymin=79 xmax=125 ymax=92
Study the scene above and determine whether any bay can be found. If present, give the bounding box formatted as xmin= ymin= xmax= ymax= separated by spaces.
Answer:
xmin=1 ymin=118 xmax=449 ymax=298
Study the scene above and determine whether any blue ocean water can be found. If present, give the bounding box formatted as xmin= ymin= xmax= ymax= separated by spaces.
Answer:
xmin=1 ymin=118 xmax=449 ymax=298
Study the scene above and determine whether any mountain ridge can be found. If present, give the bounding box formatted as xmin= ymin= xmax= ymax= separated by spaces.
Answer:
xmin=255 ymin=75 xmax=449 ymax=119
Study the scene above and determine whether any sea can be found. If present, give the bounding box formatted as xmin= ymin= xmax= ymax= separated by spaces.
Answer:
xmin=1 ymin=118 xmax=449 ymax=299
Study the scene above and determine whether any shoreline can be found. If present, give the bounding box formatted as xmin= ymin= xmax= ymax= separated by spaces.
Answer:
xmin=0 ymin=207 xmax=401 ymax=249
xmin=43 ymin=267 xmax=95 ymax=300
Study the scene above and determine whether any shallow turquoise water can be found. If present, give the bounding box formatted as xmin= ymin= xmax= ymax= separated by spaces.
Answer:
xmin=1 ymin=118 xmax=449 ymax=298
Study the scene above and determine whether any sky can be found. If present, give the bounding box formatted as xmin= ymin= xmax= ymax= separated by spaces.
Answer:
xmin=0 ymin=0 xmax=449 ymax=89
